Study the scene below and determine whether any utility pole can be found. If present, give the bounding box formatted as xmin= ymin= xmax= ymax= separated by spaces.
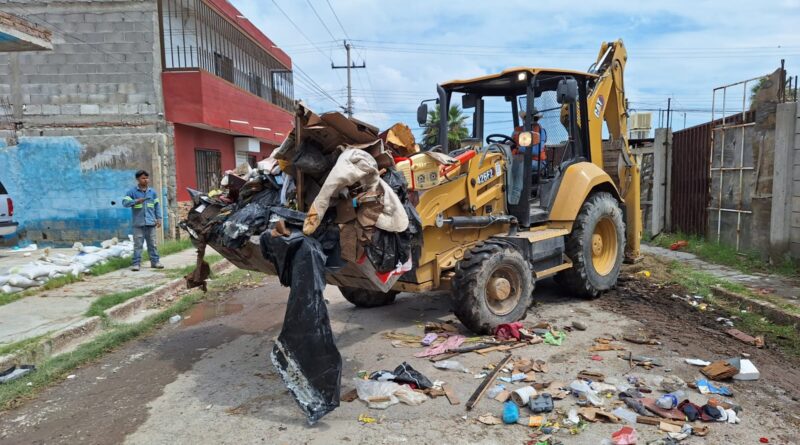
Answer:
xmin=331 ymin=40 xmax=365 ymax=117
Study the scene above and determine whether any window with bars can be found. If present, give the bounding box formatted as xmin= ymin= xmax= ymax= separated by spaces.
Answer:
xmin=195 ymin=149 xmax=222 ymax=192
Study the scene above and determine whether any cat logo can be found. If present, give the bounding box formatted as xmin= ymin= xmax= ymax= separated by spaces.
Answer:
xmin=594 ymin=95 xmax=605 ymax=118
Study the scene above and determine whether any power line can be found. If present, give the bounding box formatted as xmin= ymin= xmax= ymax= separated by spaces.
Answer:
xmin=305 ymin=0 xmax=337 ymax=42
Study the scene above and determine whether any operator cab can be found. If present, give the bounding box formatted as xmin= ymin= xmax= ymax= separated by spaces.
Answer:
xmin=417 ymin=68 xmax=597 ymax=228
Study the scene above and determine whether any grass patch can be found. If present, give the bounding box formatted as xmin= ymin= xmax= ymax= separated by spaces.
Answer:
xmin=664 ymin=260 xmax=800 ymax=357
xmin=165 ymin=254 xmax=223 ymax=279
xmin=0 ymin=333 xmax=49 ymax=357
xmin=651 ymin=232 xmax=800 ymax=278
xmin=0 ymin=268 xmax=262 ymax=410
xmin=84 ymin=286 xmax=155 ymax=318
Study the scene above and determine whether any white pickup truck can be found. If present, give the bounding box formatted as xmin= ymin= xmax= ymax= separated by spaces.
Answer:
xmin=0 ymin=179 xmax=18 ymax=236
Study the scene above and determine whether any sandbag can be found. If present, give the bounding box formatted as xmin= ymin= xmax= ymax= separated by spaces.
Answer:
xmin=8 ymin=275 xmax=39 ymax=289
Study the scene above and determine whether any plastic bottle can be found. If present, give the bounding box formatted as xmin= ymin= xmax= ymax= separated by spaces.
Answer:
xmin=656 ymin=390 xmax=686 ymax=409
xmin=433 ymin=360 xmax=469 ymax=373
xmin=502 ymin=401 xmax=519 ymax=424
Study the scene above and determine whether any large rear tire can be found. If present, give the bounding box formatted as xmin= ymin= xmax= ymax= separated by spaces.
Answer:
xmin=557 ymin=191 xmax=625 ymax=298
xmin=451 ymin=241 xmax=534 ymax=334
xmin=338 ymin=286 xmax=398 ymax=308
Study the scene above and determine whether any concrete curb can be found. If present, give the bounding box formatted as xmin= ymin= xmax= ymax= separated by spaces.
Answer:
xmin=0 ymin=259 xmax=234 ymax=371
xmin=104 ymin=259 xmax=234 ymax=322
xmin=711 ymin=286 xmax=800 ymax=328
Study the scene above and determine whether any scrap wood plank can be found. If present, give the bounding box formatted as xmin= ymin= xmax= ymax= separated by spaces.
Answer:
xmin=442 ymin=383 xmax=460 ymax=405
xmin=465 ymin=353 xmax=513 ymax=411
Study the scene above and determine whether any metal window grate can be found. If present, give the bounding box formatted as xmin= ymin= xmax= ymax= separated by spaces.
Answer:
xmin=195 ymin=149 xmax=222 ymax=193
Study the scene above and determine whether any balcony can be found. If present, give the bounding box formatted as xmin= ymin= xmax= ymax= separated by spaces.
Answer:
xmin=158 ymin=0 xmax=293 ymax=111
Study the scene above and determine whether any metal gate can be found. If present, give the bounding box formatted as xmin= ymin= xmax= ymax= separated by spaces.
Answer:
xmin=670 ymin=123 xmax=712 ymax=235
xmin=709 ymin=77 xmax=762 ymax=251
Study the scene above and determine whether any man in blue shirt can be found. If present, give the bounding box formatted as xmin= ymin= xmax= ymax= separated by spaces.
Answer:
xmin=122 ymin=170 xmax=163 ymax=271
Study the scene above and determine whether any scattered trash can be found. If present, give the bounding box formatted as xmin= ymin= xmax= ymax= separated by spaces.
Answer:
xmin=729 ymin=358 xmax=760 ymax=381
xmin=477 ymin=413 xmax=503 ymax=425
xmin=700 ymin=360 xmax=738 ymax=380
xmin=611 ymin=426 xmax=638 ymax=444
xmin=636 ymin=270 xmax=651 ymax=278
xmin=510 ymin=386 xmax=538 ymax=406
xmin=684 ymin=358 xmax=711 ymax=367
xmin=612 ymin=407 xmax=638 ymax=424
xmin=622 ymin=333 xmax=661 ymax=345
xmin=726 ymin=328 xmax=764 ymax=348
xmin=420 ymin=333 xmax=438 ymax=346
xmin=415 ymin=335 xmax=466 ymax=358
xmin=494 ymin=322 xmax=523 ymax=340
xmin=466 ymin=354 xmax=512 ymax=411
xmin=516 ymin=415 xmax=544 ymax=427
xmin=169 ymin=315 xmax=182 ymax=324
xmin=543 ymin=330 xmax=566 ymax=346
xmin=716 ymin=317 xmax=735 ymax=327
xmin=486 ymin=384 xmax=505 ymax=399
xmin=433 ymin=360 xmax=470 ymax=373
xmin=502 ymin=400 xmax=519 ymax=424
xmin=695 ymin=379 xmax=732 ymax=396
xmin=658 ymin=375 xmax=686 ymax=393
xmin=499 ymin=373 xmax=526 ymax=383
xmin=0 ymin=365 xmax=35 ymax=384
xmin=528 ymin=393 xmax=554 ymax=413
xmin=358 ymin=413 xmax=377 ymax=424
xmin=66 ymin=374 xmax=76 ymax=379
xmin=670 ymin=240 xmax=688 ymax=250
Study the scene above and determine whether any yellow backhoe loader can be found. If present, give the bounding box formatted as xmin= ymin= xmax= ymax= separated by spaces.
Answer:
xmin=328 ymin=39 xmax=641 ymax=333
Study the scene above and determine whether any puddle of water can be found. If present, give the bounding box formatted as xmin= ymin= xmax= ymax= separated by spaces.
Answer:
xmin=182 ymin=302 xmax=244 ymax=326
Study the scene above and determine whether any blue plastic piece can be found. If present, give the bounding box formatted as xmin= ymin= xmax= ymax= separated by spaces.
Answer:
xmin=502 ymin=401 xmax=519 ymax=424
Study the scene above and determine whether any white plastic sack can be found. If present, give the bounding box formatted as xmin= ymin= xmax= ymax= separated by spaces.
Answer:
xmin=1 ymin=284 xmax=23 ymax=294
xmin=354 ymin=379 xmax=400 ymax=409
xmin=0 ymin=274 xmax=9 ymax=286
xmin=100 ymin=237 xmax=119 ymax=248
xmin=8 ymin=275 xmax=39 ymax=288
xmin=18 ymin=264 xmax=58 ymax=280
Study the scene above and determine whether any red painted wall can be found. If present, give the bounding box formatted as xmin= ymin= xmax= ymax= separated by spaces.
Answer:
xmin=173 ymin=124 xmax=276 ymax=201
xmin=162 ymin=70 xmax=293 ymax=145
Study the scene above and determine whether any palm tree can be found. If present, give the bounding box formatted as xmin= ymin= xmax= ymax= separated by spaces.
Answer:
xmin=422 ymin=105 xmax=470 ymax=149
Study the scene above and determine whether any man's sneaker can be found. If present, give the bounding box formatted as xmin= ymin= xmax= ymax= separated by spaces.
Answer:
xmin=131 ymin=264 xmax=140 ymax=271
xmin=151 ymin=263 xmax=165 ymax=269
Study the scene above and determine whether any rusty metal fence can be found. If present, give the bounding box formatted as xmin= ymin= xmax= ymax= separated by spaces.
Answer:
xmin=670 ymin=123 xmax=711 ymax=235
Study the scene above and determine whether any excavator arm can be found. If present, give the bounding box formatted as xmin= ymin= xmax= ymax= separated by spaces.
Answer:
xmin=586 ymin=39 xmax=641 ymax=260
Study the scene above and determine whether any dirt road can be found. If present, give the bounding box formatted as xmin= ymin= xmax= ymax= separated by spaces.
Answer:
xmin=1 ymin=269 xmax=799 ymax=445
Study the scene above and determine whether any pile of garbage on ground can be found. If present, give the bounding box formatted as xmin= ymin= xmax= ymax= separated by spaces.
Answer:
xmin=180 ymin=103 xmax=428 ymax=423
xmin=346 ymin=319 xmax=762 ymax=444
xmin=0 ymin=238 xmax=134 ymax=294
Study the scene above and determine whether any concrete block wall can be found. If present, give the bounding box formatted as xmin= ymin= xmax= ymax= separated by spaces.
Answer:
xmin=0 ymin=0 xmax=164 ymax=128
xmin=791 ymin=103 xmax=800 ymax=257
xmin=0 ymin=134 xmax=167 ymax=245
xmin=0 ymin=1 xmax=180 ymax=245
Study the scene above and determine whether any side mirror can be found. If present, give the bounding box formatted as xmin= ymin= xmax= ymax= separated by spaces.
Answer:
xmin=461 ymin=93 xmax=477 ymax=109
xmin=556 ymin=78 xmax=579 ymax=104
xmin=417 ymin=103 xmax=428 ymax=126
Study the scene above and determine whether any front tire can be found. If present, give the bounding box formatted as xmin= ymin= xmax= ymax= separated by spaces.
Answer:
xmin=338 ymin=286 xmax=398 ymax=308
xmin=557 ymin=191 xmax=625 ymax=298
xmin=451 ymin=241 xmax=534 ymax=334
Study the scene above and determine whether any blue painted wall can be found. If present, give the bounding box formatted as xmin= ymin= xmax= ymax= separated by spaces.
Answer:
xmin=0 ymin=137 xmax=138 ymax=245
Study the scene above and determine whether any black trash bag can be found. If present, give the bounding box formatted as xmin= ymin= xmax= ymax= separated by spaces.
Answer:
xmin=292 ymin=139 xmax=330 ymax=177
xmin=365 ymin=229 xmax=411 ymax=273
xmin=382 ymin=168 xmax=409 ymax=203
xmin=390 ymin=362 xmax=433 ymax=389
xmin=221 ymin=202 xmax=269 ymax=248
xmin=264 ymin=230 xmax=342 ymax=425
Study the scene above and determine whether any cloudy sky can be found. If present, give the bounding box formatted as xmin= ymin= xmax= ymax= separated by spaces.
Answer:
xmin=232 ymin=0 xmax=800 ymax=138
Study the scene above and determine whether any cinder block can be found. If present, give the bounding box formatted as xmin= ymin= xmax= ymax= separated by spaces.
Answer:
xmin=138 ymin=103 xmax=156 ymax=114
xmin=80 ymin=104 xmax=100 ymax=115
xmin=29 ymin=94 xmax=49 ymax=105
xmin=42 ymin=104 xmax=59 ymax=115
xmin=96 ymin=22 xmax=115 ymax=33
xmin=23 ymin=104 xmax=42 ymax=115
xmin=119 ymin=103 xmax=139 ymax=114
xmin=128 ymin=93 xmax=147 ymax=104
xmin=60 ymin=104 xmax=80 ymax=115
xmin=37 ymin=64 xmax=59 ymax=75
xmin=99 ymin=103 xmax=118 ymax=115
xmin=74 ymin=22 xmax=96 ymax=33
xmin=88 ymin=93 xmax=108 ymax=103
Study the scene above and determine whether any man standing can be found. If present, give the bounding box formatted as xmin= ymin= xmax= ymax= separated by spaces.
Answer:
xmin=122 ymin=170 xmax=164 ymax=271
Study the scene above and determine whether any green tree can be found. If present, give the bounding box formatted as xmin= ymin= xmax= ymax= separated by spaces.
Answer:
xmin=422 ymin=105 xmax=470 ymax=148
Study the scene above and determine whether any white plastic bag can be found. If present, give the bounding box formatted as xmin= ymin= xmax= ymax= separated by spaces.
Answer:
xmin=1 ymin=284 xmax=23 ymax=294
xmin=8 ymin=275 xmax=39 ymax=288
xmin=354 ymin=379 xmax=400 ymax=409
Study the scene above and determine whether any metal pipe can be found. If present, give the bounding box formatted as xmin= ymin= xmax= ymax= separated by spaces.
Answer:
xmin=736 ymin=80 xmax=748 ymax=251
xmin=437 ymin=84 xmax=449 ymax=153
xmin=717 ymin=86 xmax=727 ymax=243
xmin=438 ymin=214 xmax=517 ymax=229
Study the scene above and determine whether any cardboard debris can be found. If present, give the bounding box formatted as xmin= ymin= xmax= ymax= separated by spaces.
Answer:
xmin=640 ymin=397 xmax=686 ymax=421
xmin=341 ymin=388 xmax=359 ymax=402
xmin=577 ymin=370 xmax=605 ymax=382
xmin=659 ymin=421 xmax=683 ymax=433
xmin=379 ymin=123 xmax=418 ymax=157
xmin=424 ymin=322 xmax=459 ymax=334
xmin=477 ymin=414 xmax=503 ymax=425
xmin=578 ymin=407 xmax=621 ymax=423
xmin=701 ymin=360 xmax=739 ymax=380
xmin=442 ymin=383 xmax=460 ymax=405
xmin=494 ymin=390 xmax=511 ymax=402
